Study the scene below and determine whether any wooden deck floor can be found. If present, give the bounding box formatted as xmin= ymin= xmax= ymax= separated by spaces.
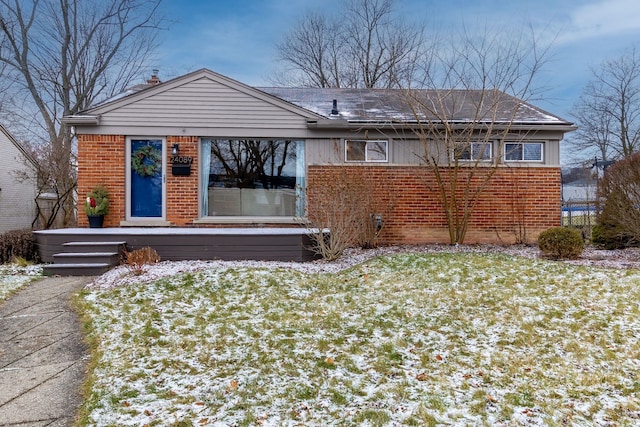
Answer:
xmin=35 ymin=228 xmax=319 ymax=263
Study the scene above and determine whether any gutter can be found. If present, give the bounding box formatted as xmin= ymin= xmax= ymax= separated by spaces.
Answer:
xmin=61 ymin=115 xmax=100 ymax=125
xmin=307 ymin=118 xmax=577 ymax=133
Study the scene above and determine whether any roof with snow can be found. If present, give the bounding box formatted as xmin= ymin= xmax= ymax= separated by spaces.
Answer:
xmin=74 ymin=69 xmax=573 ymax=129
xmin=258 ymin=87 xmax=571 ymax=125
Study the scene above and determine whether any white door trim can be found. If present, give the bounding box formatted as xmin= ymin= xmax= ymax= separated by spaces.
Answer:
xmin=123 ymin=137 xmax=168 ymax=225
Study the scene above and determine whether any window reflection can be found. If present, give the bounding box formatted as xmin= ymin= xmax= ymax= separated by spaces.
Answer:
xmin=202 ymin=139 xmax=304 ymax=217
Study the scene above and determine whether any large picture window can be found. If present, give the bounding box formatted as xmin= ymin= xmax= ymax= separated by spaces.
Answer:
xmin=201 ymin=139 xmax=305 ymax=217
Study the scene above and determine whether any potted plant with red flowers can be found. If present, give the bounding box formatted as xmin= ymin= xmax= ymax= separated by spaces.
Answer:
xmin=85 ymin=185 xmax=109 ymax=228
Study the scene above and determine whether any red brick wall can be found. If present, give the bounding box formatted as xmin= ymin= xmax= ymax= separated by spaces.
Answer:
xmin=77 ymin=134 xmax=199 ymax=227
xmin=166 ymin=136 xmax=199 ymax=225
xmin=77 ymin=134 xmax=125 ymax=227
xmin=307 ymin=165 xmax=561 ymax=244
xmin=77 ymin=135 xmax=560 ymax=243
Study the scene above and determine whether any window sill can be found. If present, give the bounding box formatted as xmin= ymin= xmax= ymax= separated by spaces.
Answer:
xmin=120 ymin=220 xmax=172 ymax=227
xmin=193 ymin=217 xmax=303 ymax=225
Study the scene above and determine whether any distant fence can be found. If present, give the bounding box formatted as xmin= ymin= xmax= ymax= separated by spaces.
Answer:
xmin=35 ymin=193 xmax=68 ymax=229
xmin=562 ymin=200 xmax=597 ymax=229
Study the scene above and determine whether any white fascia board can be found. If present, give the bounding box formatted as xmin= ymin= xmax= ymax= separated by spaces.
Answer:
xmin=62 ymin=115 xmax=100 ymax=125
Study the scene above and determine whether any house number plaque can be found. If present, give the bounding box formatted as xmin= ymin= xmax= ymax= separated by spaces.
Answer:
xmin=171 ymin=155 xmax=193 ymax=176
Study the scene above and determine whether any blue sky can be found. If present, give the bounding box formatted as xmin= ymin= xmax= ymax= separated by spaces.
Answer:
xmin=156 ymin=0 xmax=640 ymax=126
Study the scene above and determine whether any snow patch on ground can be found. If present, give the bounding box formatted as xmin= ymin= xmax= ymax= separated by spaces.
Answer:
xmin=87 ymin=244 xmax=640 ymax=290
xmin=79 ymin=245 xmax=640 ymax=426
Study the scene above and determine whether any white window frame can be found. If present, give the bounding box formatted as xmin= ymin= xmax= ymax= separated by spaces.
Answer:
xmin=457 ymin=142 xmax=493 ymax=161
xmin=504 ymin=142 xmax=544 ymax=162
xmin=345 ymin=139 xmax=388 ymax=163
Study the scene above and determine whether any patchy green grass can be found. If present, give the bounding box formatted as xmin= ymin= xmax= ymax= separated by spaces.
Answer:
xmin=78 ymin=253 xmax=640 ymax=426
xmin=0 ymin=264 xmax=42 ymax=303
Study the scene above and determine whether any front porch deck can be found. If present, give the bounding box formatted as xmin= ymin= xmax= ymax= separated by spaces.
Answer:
xmin=35 ymin=227 xmax=319 ymax=265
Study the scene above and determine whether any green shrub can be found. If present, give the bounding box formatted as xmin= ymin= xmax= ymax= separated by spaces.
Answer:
xmin=594 ymin=153 xmax=640 ymax=249
xmin=0 ymin=229 xmax=40 ymax=264
xmin=538 ymin=227 xmax=584 ymax=260
xmin=591 ymin=223 xmax=634 ymax=249
xmin=85 ymin=185 xmax=109 ymax=216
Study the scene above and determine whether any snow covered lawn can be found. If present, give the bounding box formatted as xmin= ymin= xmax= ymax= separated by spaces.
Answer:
xmin=79 ymin=251 xmax=640 ymax=426
xmin=0 ymin=264 xmax=42 ymax=303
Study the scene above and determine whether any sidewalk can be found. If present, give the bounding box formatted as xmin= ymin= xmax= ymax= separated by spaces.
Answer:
xmin=0 ymin=276 xmax=92 ymax=427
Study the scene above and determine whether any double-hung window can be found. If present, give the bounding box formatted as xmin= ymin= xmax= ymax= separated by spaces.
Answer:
xmin=345 ymin=140 xmax=388 ymax=162
xmin=457 ymin=142 xmax=492 ymax=161
xmin=504 ymin=142 xmax=543 ymax=162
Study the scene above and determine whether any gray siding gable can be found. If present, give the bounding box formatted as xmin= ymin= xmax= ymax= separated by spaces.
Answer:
xmin=75 ymin=69 xmax=324 ymax=137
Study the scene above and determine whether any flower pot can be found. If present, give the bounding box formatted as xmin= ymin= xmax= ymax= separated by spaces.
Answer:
xmin=87 ymin=214 xmax=104 ymax=228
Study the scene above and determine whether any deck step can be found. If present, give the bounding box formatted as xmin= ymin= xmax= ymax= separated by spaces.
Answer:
xmin=43 ymin=241 xmax=128 ymax=276
xmin=52 ymin=252 xmax=121 ymax=265
xmin=43 ymin=263 xmax=113 ymax=277
xmin=62 ymin=241 xmax=127 ymax=254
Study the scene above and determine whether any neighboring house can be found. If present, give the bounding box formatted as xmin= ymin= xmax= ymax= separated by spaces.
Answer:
xmin=0 ymin=124 xmax=37 ymax=233
xmin=64 ymin=69 xmax=575 ymax=244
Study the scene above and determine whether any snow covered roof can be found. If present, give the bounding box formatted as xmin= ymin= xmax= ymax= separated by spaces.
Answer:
xmin=258 ymin=87 xmax=572 ymax=126
xmin=73 ymin=68 xmax=573 ymax=129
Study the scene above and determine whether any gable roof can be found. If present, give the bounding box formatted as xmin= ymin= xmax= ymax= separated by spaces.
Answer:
xmin=64 ymin=68 xmax=573 ymax=131
xmin=64 ymin=68 xmax=325 ymax=124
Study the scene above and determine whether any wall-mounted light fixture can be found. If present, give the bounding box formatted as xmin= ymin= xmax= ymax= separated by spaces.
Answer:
xmin=171 ymin=143 xmax=180 ymax=156
xmin=372 ymin=213 xmax=384 ymax=231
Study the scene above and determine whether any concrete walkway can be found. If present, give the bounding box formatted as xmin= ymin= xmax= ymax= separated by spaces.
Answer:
xmin=0 ymin=276 xmax=92 ymax=427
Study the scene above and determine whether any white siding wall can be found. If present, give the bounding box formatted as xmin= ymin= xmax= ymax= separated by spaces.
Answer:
xmin=0 ymin=130 xmax=37 ymax=232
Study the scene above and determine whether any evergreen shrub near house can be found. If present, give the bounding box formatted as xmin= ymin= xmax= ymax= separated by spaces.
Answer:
xmin=85 ymin=185 xmax=109 ymax=216
xmin=591 ymin=223 xmax=634 ymax=250
xmin=593 ymin=153 xmax=640 ymax=249
xmin=0 ymin=229 xmax=40 ymax=264
xmin=538 ymin=227 xmax=584 ymax=260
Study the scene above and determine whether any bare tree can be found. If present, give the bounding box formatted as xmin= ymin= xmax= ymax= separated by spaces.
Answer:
xmin=305 ymin=167 xmax=393 ymax=260
xmin=0 ymin=0 xmax=164 ymax=227
xmin=405 ymin=26 xmax=553 ymax=244
xmin=274 ymin=0 xmax=425 ymax=88
xmin=571 ymin=46 xmax=640 ymax=161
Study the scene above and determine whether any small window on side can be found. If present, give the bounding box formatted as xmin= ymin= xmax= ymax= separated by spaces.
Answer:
xmin=458 ymin=142 xmax=492 ymax=161
xmin=345 ymin=140 xmax=388 ymax=162
xmin=504 ymin=142 xmax=543 ymax=162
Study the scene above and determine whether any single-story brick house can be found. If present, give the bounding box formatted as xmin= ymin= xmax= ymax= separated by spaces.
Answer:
xmin=0 ymin=124 xmax=38 ymax=233
xmin=64 ymin=68 xmax=574 ymax=245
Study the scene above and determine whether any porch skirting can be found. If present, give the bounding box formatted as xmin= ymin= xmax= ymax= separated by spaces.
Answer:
xmin=35 ymin=227 xmax=319 ymax=263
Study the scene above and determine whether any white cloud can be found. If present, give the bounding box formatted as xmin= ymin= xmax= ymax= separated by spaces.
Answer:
xmin=560 ymin=0 xmax=640 ymax=43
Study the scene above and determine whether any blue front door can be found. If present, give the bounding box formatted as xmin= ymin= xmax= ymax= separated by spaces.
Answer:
xmin=130 ymin=139 xmax=164 ymax=218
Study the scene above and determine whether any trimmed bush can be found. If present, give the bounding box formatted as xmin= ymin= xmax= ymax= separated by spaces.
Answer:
xmin=0 ymin=229 xmax=40 ymax=264
xmin=538 ymin=227 xmax=584 ymax=260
